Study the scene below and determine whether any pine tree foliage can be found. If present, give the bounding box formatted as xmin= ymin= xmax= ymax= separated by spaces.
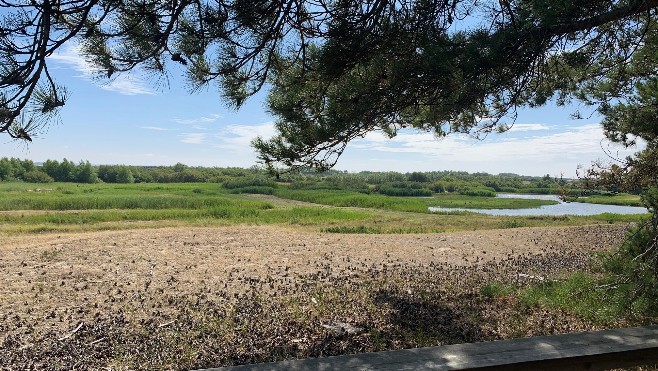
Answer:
xmin=0 ymin=0 xmax=656 ymax=174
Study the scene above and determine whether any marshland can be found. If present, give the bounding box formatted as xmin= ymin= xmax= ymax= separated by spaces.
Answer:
xmin=0 ymin=163 xmax=654 ymax=369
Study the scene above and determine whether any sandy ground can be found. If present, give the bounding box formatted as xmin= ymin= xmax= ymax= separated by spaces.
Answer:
xmin=0 ymin=224 xmax=629 ymax=368
xmin=1 ymin=224 xmax=626 ymax=317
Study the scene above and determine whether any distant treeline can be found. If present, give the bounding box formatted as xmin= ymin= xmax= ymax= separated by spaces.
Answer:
xmin=0 ymin=157 xmax=262 ymax=184
xmin=0 ymin=157 xmax=615 ymax=196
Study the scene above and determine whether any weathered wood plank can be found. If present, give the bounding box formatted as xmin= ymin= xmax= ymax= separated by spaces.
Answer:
xmin=201 ymin=325 xmax=658 ymax=371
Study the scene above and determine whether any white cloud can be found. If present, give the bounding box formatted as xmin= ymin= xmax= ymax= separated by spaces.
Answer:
xmin=343 ymin=123 xmax=641 ymax=177
xmin=141 ymin=126 xmax=172 ymax=131
xmin=214 ymin=122 xmax=277 ymax=153
xmin=180 ymin=133 xmax=206 ymax=144
xmin=100 ymin=75 xmax=154 ymax=96
xmin=353 ymin=124 xmax=609 ymax=157
xmin=507 ymin=123 xmax=551 ymax=132
xmin=173 ymin=114 xmax=222 ymax=126
xmin=48 ymin=44 xmax=155 ymax=96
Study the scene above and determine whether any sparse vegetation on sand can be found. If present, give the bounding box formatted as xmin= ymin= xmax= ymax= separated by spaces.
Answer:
xmin=0 ymin=225 xmax=638 ymax=370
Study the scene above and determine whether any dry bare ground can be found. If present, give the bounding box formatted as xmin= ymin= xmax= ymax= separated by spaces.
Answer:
xmin=0 ymin=224 xmax=629 ymax=369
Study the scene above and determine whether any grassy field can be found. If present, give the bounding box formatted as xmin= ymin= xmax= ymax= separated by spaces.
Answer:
xmin=2 ymin=181 xmax=656 ymax=369
xmin=273 ymin=188 xmax=557 ymax=212
xmin=0 ymin=182 xmax=647 ymax=235
xmin=574 ymin=193 xmax=643 ymax=206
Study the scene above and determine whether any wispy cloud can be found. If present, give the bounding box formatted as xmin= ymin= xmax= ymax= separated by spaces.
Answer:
xmin=140 ymin=126 xmax=172 ymax=131
xmin=508 ymin=123 xmax=551 ymax=132
xmin=180 ymin=133 xmax=207 ymax=144
xmin=344 ymin=123 xmax=641 ymax=176
xmin=353 ymin=124 xmax=622 ymax=158
xmin=214 ymin=122 xmax=277 ymax=153
xmin=48 ymin=44 xmax=155 ymax=96
xmin=173 ymin=114 xmax=222 ymax=126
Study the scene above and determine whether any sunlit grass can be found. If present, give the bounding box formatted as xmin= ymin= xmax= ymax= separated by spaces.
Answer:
xmin=0 ymin=182 xmax=645 ymax=235
xmin=575 ymin=193 xmax=643 ymax=207
xmin=273 ymin=189 xmax=556 ymax=213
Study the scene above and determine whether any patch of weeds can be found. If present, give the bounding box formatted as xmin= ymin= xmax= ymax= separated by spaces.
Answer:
xmin=30 ymin=226 xmax=60 ymax=233
xmin=322 ymin=225 xmax=381 ymax=234
xmin=480 ymin=282 xmax=515 ymax=299
xmin=208 ymin=207 xmax=233 ymax=219
xmin=527 ymin=215 xmax=570 ymax=221
xmin=500 ymin=219 xmax=525 ymax=228
xmin=40 ymin=247 xmax=61 ymax=261
xmin=520 ymin=272 xmax=621 ymax=325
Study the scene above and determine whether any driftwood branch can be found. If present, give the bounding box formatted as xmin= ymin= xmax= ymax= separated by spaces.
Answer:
xmin=58 ymin=322 xmax=84 ymax=341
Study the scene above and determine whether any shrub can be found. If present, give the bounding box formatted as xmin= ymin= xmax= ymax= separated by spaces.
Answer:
xmin=22 ymin=170 xmax=54 ymax=183
xmin=458 ymin=187 xmax=496 ymax=197
xmin=377 ymin=186 xmax=432 ymax=197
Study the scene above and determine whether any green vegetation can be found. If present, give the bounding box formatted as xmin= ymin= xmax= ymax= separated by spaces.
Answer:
xmin=519 ymin=273 xmax=623 ymax=325
xmin=0 ymin=180 xmax=646 ymax=235
xmin=484 ymin=223 xmax=658 ymax=326
xmin=574 ymin=193 xmax=643 ymax=207
xmin=0 ymin=164 xmax=652 ymax=331
xmin=273 ymin=188 xmax=555 ymax=213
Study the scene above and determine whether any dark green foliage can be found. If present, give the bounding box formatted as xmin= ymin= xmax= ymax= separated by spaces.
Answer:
xmin=42 ymin=159 xmax=76 ymax=182
xmin=377 ymin=185 xmax=432 ymax=197
xmin=581 ymin=221 xmax=658 ymax=319
xmin=458 ymin=188 xmax=496 ymax=197
xmin=2 ymin=159 xmax=585 ymax=198
xmin=408 ymin=172 xmax=430 ymax=183
xmin=0 ymin=157 xmax=37 ymax=181
xmin=521 ymin=188 xmax=556 ymax=195
xmin=253 ymin=2 xmax=658 ymax=172
xmin=22 ymin=170 xmax=53 ymax=183
xmin=375 ymin=181 xmax=432 ymax=197
xmin=0 ymin=0 xmax=655 ymax=178
xmin=228 ymin=186 xmax=276 ymax=195
xmin=74 ymin=161 xmax=98 ymax=183
xmin=222 ymin=177 xmax=277 ymax=190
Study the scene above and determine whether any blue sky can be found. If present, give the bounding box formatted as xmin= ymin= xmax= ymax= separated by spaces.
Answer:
xmin=2 ymin=43 xmax=640 ymax=177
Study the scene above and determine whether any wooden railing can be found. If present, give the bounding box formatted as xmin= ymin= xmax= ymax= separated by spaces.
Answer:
xmin=201 ymin=325 xmax=658 ymax=370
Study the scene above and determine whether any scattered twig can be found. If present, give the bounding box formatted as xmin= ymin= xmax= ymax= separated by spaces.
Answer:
xmin=517 ymin=273 xmax=545 ymax=282
xmin=632 ymin=236 xmax=658 ymax=262
xmin=158 ymin=320 xmax=176 ymax=328
xmin=58 ymin=322 xmax=83 ymax=341
xmin=87 ymin=337 xmax=105 ymax=346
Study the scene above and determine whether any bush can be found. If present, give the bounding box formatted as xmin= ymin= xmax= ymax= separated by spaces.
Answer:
xmin=408 ymin=172 xmax=429 ymax=182
xmin=458 ymin=187 xmax=496 ymax=197
xmin=521 ymin=188 xmax=555 ymax=195
xmin=430 ymin=181 xmax=449 ymax=193
xmin=22 ymin=170 xmax=54 ymax=183
xmin=377 ymin=186 xmax=432 ymax=197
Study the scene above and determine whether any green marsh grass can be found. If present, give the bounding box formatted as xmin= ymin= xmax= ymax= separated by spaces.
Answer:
xmin=0 ymin=182 xmax=644 ymax=235
xmin=576 ymin=193 xmax=643 ymax=207
xmin=273 ymin=189 xmax=556 ymax=213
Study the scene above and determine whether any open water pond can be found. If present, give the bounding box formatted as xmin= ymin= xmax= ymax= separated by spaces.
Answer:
xmin=429 ymin=193 xmax=650 ymax=216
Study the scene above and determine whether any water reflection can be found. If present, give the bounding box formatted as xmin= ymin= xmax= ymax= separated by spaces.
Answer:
xmin=429 ymin=194 xmax=649 ymax=216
